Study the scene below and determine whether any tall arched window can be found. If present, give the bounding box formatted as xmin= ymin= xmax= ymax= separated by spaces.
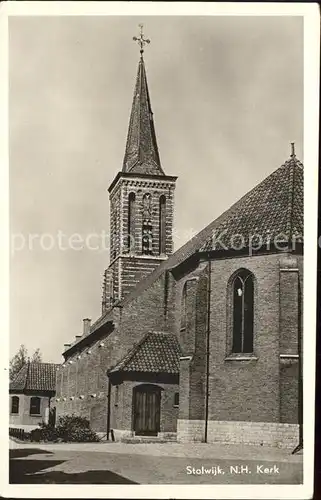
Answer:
xmin=30 ymin=396 xmax=41 ymax=416
xmin=11 ymin=396 xmax=19 ymax=414
xmin=128 ymin=192 xmax=136 ymax=251
xmin=180 ymin=282 xmax=187 ymax=330
xmin=232 ymin=269 xmax=254 ymax=353
xmin=159 ymin=195 xmax=166 ymax=255
xmin=142 ymin=193 xmax=153 ymax=255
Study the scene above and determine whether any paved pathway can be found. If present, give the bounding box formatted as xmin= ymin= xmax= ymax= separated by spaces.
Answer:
xmin=9 ymin=438 xmax=303 ymax=484
xmin=9 ymin=437 xmax=302 ymax=462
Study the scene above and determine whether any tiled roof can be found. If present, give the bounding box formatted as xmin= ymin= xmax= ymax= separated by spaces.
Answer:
xmin=110 ymin=332 xmax=181 ymax=374
xmin=200 ymin=155 xmax=303 ymax=251
xmin=122 ymin=56 xmax=165 ymax=176
xmin=89 ymin=152 xmax=304 ymax=337
xmin=10 ymin=362 xmax=59 ymax=392
xmin=117 ymin=154 xmax=303 ymax=304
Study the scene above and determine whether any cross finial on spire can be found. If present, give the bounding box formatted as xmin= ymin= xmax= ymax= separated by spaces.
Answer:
xmin=133 ymin=24 xmax=150 ymax=57
xmin=290 ymin=142 xmax=296 ymax=158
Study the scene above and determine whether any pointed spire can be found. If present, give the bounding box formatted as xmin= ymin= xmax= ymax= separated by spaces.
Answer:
xmin=122 ymin=26 xmax=164 ymax=176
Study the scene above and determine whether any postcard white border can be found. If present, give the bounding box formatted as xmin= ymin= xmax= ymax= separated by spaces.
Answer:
xmin=0 ymin=2 xmax=319 ymax=499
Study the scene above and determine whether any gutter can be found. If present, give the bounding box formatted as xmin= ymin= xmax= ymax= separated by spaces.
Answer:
xmin=63 ymin=321 xmax=113 ymax=358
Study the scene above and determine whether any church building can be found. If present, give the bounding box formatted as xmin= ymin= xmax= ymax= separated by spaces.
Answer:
xmin=55 ymin=28 xmax=303 ymax=448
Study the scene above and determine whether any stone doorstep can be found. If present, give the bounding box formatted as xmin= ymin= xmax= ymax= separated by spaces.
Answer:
xmin=121 ymin=433 xmax=177 ymax=444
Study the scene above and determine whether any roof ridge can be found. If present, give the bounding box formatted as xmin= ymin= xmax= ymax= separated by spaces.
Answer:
xmin=286 ymin=161 xmax=296 ymax=242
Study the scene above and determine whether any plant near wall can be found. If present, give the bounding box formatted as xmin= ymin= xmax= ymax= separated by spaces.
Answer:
xmin=30 ymin=414 xmax=99 ymax=443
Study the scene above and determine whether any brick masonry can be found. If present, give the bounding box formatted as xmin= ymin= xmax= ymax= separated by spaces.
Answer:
xmin=57 ymin=250 xmax=302 ymax=446
xmin=102 ymin=174 xmax=176 ymax=309
xmin=56 ymin=271 xmax=180 ymax=434
xmin=177 ymin=419 xmax=299 ymax=449
xmin=175 ymin=252 xmax=302 ymax=445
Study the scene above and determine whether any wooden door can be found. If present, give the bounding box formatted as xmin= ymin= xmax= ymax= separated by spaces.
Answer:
xmin=133 ymin=385 xmax=161 ymax=436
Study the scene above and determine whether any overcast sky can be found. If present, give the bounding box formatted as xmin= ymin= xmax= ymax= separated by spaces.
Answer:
xmin=9 ymin=16 xmax=303 ymax=363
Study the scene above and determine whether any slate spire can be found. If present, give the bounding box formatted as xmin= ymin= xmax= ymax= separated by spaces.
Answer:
xmin=122 ymin=26 xmax=164 ymax=176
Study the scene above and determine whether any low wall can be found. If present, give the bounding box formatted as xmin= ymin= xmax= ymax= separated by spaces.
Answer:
xmin=9 ymin=423 xmax=40 ymax=431
xmin=177 ymin=419 xmax=299 ymax=448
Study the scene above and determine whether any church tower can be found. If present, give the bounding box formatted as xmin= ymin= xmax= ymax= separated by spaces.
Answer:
xmin=102 ymin=26 xmax=177 ymax=311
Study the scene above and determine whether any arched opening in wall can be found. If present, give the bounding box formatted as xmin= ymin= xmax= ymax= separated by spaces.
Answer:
xmin=230 ymin=269 xmax=254 ymax=354
xmin=30 ymin=396 xmax=41 ymax=416
xmin=180 ymin=281 xmax=187 ymax=330
xmin=11 ymin=396 xmax=19 ymax=414
xmin=132 ymin=384 xmax=161 ymax=436
xmin=128 ymin=192 xmax=136 ymax=251
xmin=159 ymin=195 xmax=166 ymax=255
xmin=142 ymin=193 xmax=153 ymax=255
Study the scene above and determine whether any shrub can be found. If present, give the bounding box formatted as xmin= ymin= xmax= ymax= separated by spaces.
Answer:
xmin=30 ymin=414 xmax=99 ymax=443
xmin=56 ymin=414 xmax=99 ymax=442
xmin=30 ymin=428 xmax=42 ymax=442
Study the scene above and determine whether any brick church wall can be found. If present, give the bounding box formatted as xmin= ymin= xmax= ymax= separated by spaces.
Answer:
xmin=56 ymin=269 xmax=178 ymax=433
xmin=176 ymin=262 xmax=209 ymax=422
xmin=177 ymin=420 xmax=299 ymax=448
xmin=279 ymin=254 xmax=302 ymax=424
xmin=206 ymin=253 xmax=282 ymax=423
xmin=280 ymin=360 xmax=299 ymax=423
xmin=176 ymin=251 xmax=302 ymax=445
xmin=57 ymin=249 xmax=302 ymax=439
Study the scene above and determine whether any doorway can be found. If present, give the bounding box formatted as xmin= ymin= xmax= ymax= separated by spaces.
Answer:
xmin=133 ymin=384 xmax=161 ymax=436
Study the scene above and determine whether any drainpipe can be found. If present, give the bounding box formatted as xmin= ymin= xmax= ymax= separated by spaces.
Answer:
xmin=204 ymin=259 xmax=211 ymax=443
xmin=106 ymin=376 xmax=111 ymax=441
xmin=292 ymin=275 xmax=303 ymax=454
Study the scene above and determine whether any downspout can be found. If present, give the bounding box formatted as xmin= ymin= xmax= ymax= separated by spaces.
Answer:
xmin=48 ymin=396 xmax=51 ymax=426
xmin=292 ymin=274 xmax=303 ymax=454
xmin=204 ymin=259 xmax=211 ymax=443
xmin=106 ymin=376 xmax=111 ymax=441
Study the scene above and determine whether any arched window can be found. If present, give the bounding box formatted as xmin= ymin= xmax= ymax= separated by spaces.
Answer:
xmin=159 ymin=195 xmax=166 ymax=255
xmin=11 ymin=396 xmax=19 ymax=414
xmin=30 ymin=396 xmax=41 ymax=416
xmin=142 ymin=193 xmax=153 ymax=255
xmin=180 ymin=282 xmax=187 ymax=330
xmin=128 ymin=192 xmax=136 ymax=251
xmin=232 ymin=269 xmax=254 ymax=353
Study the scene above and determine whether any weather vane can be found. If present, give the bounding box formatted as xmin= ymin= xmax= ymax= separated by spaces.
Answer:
xmin=133 ymin=24 xmax=150 ymax=56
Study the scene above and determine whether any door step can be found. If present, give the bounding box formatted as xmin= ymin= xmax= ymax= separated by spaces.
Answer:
xmin=121 ymin=433 xmax=177 ymax=444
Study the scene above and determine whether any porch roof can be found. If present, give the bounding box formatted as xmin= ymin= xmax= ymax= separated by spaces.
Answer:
xmin=110 ymin=331 xmax=181 ymax=375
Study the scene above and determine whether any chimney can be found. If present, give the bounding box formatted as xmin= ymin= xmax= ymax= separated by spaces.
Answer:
xmin=63 ymin=343 xmax=71 ymax=351
xmin=75 ymin=335 xmax=82 ymax=341
xmin=83 ymin=318 xmax=91 ymax=336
